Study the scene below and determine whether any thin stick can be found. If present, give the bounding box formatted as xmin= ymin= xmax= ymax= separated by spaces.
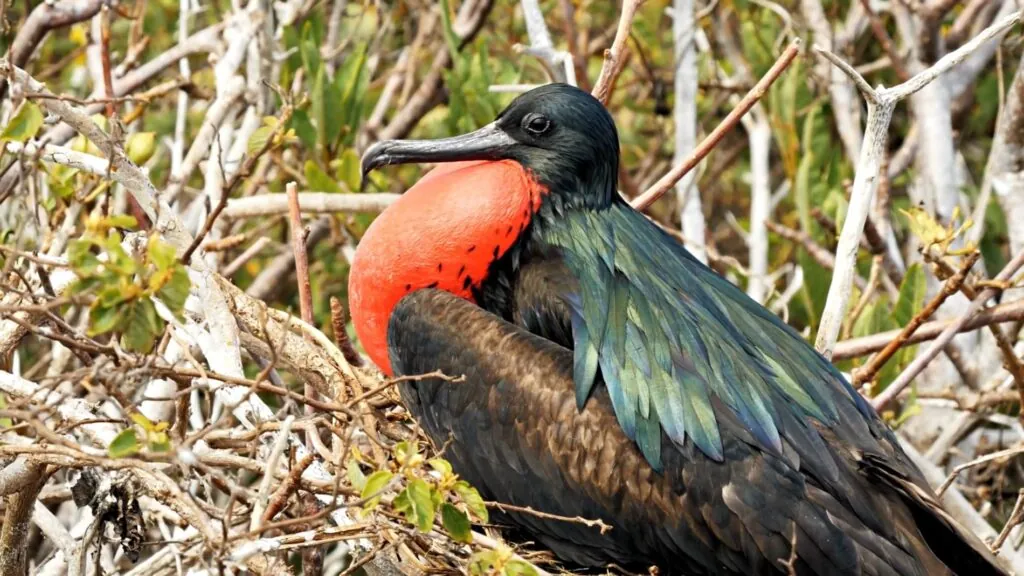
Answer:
xmin=288 ymin=182 xmax=314 ymax=330
xmin=250 ymin=416 xmax=295 ymax=531
xmin=832 ymin=298 xmax=1024 ymax=360
xmin=591 ymin=0 xmax=643 ymax=105
xmin=287 ymin=181 xmax=318 ymax=424
xmin=852 ymin=252 xmax=979 ymax=386
xmin=224 ymin=192 xmax=399 ymax=219
xmin=993 ymin=489 xmax=1024 ymax=552
xmin=937 ymin=445 xmax=1024 ymax=497
xmin=873 ymin=248 xmax=1024 ymax=410
xmin=486 ymin=501 xmax=612 ymax=534
xmin=330 ymin=296 xmax=363 ymax=368
xmin=632 ymin=39 xmax=801 ymax=211
xmin=813 ymin=10 xmax=1022 ymax=359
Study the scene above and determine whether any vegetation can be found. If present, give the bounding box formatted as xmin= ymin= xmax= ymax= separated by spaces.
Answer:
xmin=0 ymin=0 xmax=1022 ymax=574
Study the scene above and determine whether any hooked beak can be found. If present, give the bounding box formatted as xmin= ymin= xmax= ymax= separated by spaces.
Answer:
xmin=360 ymin=122 xmax=515 ymax=190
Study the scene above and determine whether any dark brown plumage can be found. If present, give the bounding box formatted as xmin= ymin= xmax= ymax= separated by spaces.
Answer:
xmin=356 ymin=83 xmax=1009 ymax=575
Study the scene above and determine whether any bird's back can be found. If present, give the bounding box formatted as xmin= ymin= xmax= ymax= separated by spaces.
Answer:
xmin=385 ymin=199 xmax=1009 ymax=575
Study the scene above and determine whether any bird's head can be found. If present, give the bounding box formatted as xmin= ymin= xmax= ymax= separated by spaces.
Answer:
xmin=351 ymin=83 xmax=621 ymax=374
xmin=361 ymin=83 xmax=620 ymax=208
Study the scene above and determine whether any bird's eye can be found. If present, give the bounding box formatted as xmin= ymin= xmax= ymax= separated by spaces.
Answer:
xmin=523 ymin=114 xmax=552 ymax=136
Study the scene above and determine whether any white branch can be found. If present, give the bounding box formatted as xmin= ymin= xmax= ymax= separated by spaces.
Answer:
xmin=224 ymin=192 xmax=400 ymax=218
xmin=812 ymin=9 xmax=1022 ymax=358
xmin=674 ymin=0 xmax=707 ymax=264
xmin=517 ymin=0 xmax=576 ymax=85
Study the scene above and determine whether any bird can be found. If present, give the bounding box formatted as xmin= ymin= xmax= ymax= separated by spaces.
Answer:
xmin=350 ymin=83 xmax=1008 ymax=576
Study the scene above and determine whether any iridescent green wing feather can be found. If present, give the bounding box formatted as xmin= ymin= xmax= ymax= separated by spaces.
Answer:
xmin=541 ymin=203 xmax=873 ymax=470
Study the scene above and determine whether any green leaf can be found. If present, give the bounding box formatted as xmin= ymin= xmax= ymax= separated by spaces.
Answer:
xmin=157 ymin=267 xmax=191 ymax=314
xmin=335 ymin=42 xmax=368 ymax=144
xmin=394 ymin=440 xmax=418 ymax=464
xmin=149 ymin=437 xmax=172 ymax=452
xmin=148 ymin=236 xmax=178 ymax=270
xmin=440 ymin=503 xmax=472 ymax=543
xmin=248 ymin=125 xmax=274 ymax=154
xmin=130 ymin=412 xmax=156 ymax=431
xmin=438 ymin=0 xmax=461 ymax=61
xmin=334 ymin=148 xmax=362 ymax=191
xmin=793 ymin=106 xmax=818 ymax=234
xmin=468 ymin=550 xmax=499 ymax=575
xmin=892 ymin=263 xmax=927 ymax=326
xmin=361 ymin=470 xmax=393 ymax=509
xmin=299 ymin=20 xmax=322 ymax=76
xmin=453 ymin=480 xmax=488 ymax=522
xmin=504 ymin=560 xmax=539 ymax=576
xmin=126 ymin=132 xmax=156 ymax=165
xmin=428 ymin=458 xmax=453 ymax=476
xmin=393 ymin=487 xmax=412 ymax=517
xmin=68 ymin=240 xmax=102 ymax=275
xmin=406 ymin=478 xmax=436 ymax=532
xmin=46 ymin=164 xmax=79 ymax=199
xmin=311 ymin=67 xmax=328 ymax=151
xmin=852 ymin=300 xmax=892 ymax=340
xmin=106 ymin=214 xmax=139 ymax=230
xmin=1 ymin=101 xmax=44 ymax=143
xmin=108 ymin=429 xmax=140 ymax=458
xmin=0 ymin=394 xmax=12 ymax=428
xmin=289 ymin=110 xmax=317 ymax=149
xmin=347 ymin=459 xmax=367 ymax=492
xmin=122 ymin=298 xmax=161 ymax=352
xmin=89 ymin=304 xmax=122 ymax=335
xmin=305 ymin=160 xmax=341 ymax=193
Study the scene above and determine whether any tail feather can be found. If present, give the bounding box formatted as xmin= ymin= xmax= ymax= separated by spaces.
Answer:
xmin=863 ymin=453 xmax=1010 ymax=576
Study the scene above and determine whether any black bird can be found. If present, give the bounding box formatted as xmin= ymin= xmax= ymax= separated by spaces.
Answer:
xmin=350 ymin=83 xmax=1008 ymax=575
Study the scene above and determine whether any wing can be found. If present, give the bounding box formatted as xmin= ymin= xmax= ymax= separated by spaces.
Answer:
xmin=538 ymin=201 xmax=881 ymax=470
xmin=385 ymin=288 xmax=1006 ymax=575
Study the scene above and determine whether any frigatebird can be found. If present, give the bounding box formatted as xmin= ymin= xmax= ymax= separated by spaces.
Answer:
xmin=351 ymin=83 xmax=1007 ymax=576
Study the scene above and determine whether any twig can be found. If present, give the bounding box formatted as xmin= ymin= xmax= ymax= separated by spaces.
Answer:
xmin=852 ymin=252 xmax=979 ymax=386
xmin=486 ymin=501 xmax=612 ymax=534
xmin=937 ymin=445 xmax=1024 ymax=497
xmin=377 ymin=0 xmax=493 ymax=141
xmin=0 ymin=0 xmax=105 ymax=98
xmin=287 ymin=181 xmax=320 ymax=430
xmin=223 ymin=237 xmax=272 ymax=277
xmin=517 ymin=0 xmax=576 ymax=85
xmin=873 ymin=247 xmax=1024 ymax=410
xmin=673 ymin=0 xmax=706 ymax=264
xmin=0 ymin=463 xmax=45 ymax=575
xmin=857 ymin=0 xmax=910 ymax=82
xmin=287 ymin=182 xmax=315 ymax=331
xmin=923 ymin=247 xmax=1024 ymax=398
xmin=901 ymin=439 xmax=1024 ymax=574
xmin=261 ymin=453 xmax=316 ymax=526
xmin=591 ymin=0 xmax=643 ymax=105
xmin=993 ymin=489 xmax=1024 ymax=552
xmin=765 ymin=221 xmax=839 ymax=271
xmin=632 ymin=39 xmax=801 ymax=211
xmin=99 ymin=5 xmax=115 ymax=118
xmin=812 ymin=9 xmax=1022 ymax=359
xmin=224 ymin=193 xmax=399 ymax=219
xmin=470 ymin=531 xmax=553 ymax=576
xmin=251 ymin=416 xmax=296 ymax=531
xmin=330 ymin=296 xmax=364 ymax=368
xmin=832 ymin=298 xmax=1024 ymax=360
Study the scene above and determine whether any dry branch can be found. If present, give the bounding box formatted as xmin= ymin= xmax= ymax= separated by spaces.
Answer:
xmin=812 ymin=9 xmax=1023 ymax=360
xmin=633 ymin=39 xmax=801 ymax=211
xmin=832 ymin=298 xmax=1024 ymax=360
xmin=591 ymin=0 xmax=643 ymax=105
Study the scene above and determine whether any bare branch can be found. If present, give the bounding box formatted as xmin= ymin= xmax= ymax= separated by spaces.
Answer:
xmin=591 ymin=0 xmax=643 ymax=105
xmin=633 ymin=39 xmax=801 ymax=211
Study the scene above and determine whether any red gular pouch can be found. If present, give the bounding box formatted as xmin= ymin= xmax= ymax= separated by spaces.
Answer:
xmin=349 ymin=159 xmax=548 ymax=375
